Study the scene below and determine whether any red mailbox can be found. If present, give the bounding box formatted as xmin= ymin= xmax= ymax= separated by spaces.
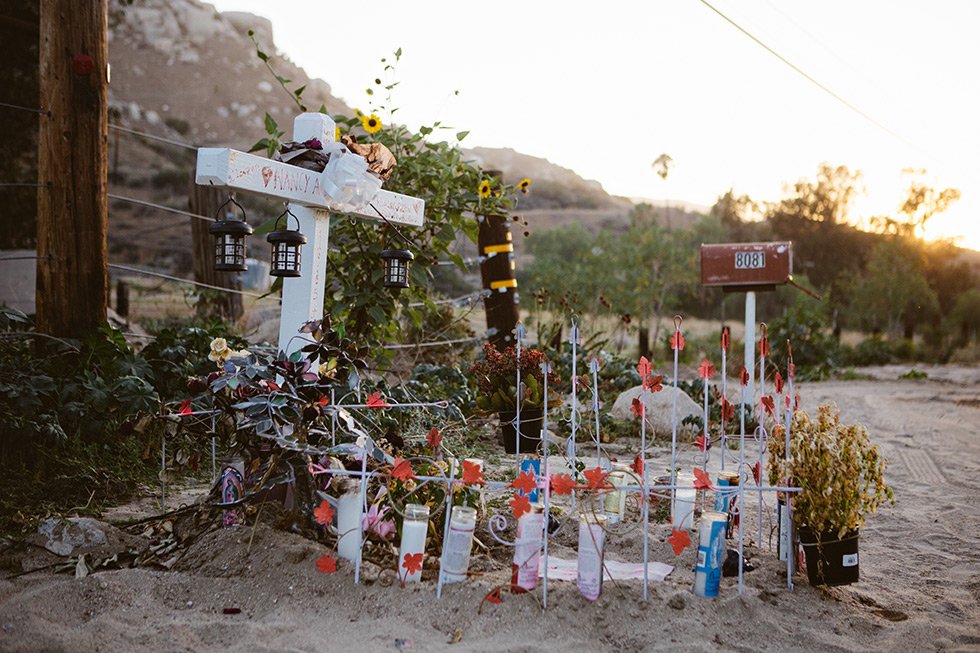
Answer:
xmin=701 ymin=242 xmax=792 ymax=291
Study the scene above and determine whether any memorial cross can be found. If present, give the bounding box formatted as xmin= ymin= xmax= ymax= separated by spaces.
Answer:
xmin=195 ymin=112 xmax=425 ymax=355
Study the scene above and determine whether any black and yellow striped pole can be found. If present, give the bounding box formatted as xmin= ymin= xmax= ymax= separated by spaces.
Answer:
xmin=478 ymin=209 xmax=520 ymax=351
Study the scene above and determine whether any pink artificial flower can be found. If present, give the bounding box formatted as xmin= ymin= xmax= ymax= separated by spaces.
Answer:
xmin=362 ymin=504 xmax=396 ymax=540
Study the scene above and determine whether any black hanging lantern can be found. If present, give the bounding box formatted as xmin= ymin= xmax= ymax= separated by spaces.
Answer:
xmin=267 ymin=207 xmax=307 ymax=277
xmin=209 ymin=197 xmax=253 ymax=272
xmin=381 ymin=248 xmax=414 ymax=289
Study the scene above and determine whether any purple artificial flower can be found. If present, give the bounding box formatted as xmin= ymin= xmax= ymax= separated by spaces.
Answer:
xmin=302 ymin=138 xmax=323 ymax=150
xmin=362 ymin=504 xmax=396 ymax=540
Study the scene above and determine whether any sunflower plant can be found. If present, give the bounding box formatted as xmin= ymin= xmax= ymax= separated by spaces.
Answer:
xmin=248 ymin=43 xmax=530 ymax=364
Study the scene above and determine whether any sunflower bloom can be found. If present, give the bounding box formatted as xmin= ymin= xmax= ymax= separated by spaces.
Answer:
xmin=362 ymin=113 xmax=382 ymax=134
xmin=479 ymin=179 xmax=491 ymax=198
xmin=518 ymin=178 xmax=531 ymax=194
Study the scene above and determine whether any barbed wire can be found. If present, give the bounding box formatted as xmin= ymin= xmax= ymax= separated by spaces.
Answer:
xmin=109 ymin=124 xmax=198 ymax=151
xmin=108 ymin=263 xmax=280 ymax=301
xmin=107 ymin=193 xmax=214 ymax=222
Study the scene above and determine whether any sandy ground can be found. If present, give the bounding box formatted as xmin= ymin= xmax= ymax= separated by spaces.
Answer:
xmin=1 ymin=365 xmax=978 ymax=652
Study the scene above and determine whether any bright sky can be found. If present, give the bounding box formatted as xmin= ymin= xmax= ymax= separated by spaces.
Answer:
xmin=210 ymin=0 xmax=980 ymax=251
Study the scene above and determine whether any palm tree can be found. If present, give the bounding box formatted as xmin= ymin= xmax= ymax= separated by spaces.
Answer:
xmin=652 ymin=153 xmax=673 ymax=228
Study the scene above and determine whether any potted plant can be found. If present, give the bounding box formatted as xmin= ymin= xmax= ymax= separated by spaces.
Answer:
xmin=468 ymin=343 xmax=561 ymax=453
xmin=769 ymin=402 xmax=893 ymax=586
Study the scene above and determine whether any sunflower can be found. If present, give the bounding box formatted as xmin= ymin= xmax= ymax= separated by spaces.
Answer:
xmin=479 ymin=179 xmax=492 ymax=198
xmin=518 ymin=178 xmax=531 ymax=194
xmin=362 ymin=113 xmax=382 ymax=134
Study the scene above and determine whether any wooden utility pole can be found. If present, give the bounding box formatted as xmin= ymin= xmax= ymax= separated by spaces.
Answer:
xmin=36 ymin=0 xmax=109 ymax=337
xmin=189 ymin=180 xmax=243 ymax=321
xmin=477 ymin=171 xmax=520 ymax=351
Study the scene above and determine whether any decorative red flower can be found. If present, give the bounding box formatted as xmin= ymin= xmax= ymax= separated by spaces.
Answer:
xmin=739 ymin=367 xmax=750 ymax=386
xmin=668 ymin=528 xmax=691 ymax=555
xmin=648 ymin=375 xmax=663 ymax=392
xmin=693 ymin=467 xmax=712 ymax=490
xmin=721 ymin=327 xmax=730 ymax=351
xmin=178 ymin=398 xmax=192 ymax=415
xmin=365 ymin=391 xmax=388 ymax=409
xmin=314 ymin=499 xmax=335 ymax=526
xmin=758 ymin=334 xmax=770 ymax=358
xmin=774 ymin=372 xmax=784 ymax=395
xmin=583 ymin=467 xmax=606 ymax=490
xmin=391 ymin=458 xmax=415 ymax=482
xmin=427 ymin=427 xmax=442 ymax=450
xmin=509 ymin=492 xmax=532 ymax=520
xmin=316 ymin=554 xmax=337 ymax=574
xmin=550 ymin=473 xmax=574 ymax=495
xmin=318 ymin=394 xmax=330 ymax=406
xmin=630 ymin=397 xmax=644 ymax=419
xmin=698 ymin=359 xmax=716 ymax=380
xmin=510 ymin=470 xmax=537 ymax=495
xmin=694 ymin=434 xmax=709 ymax=452
xmin=670 ymin=331 xmax=686 ymax=351
xmin=402 ymin=552 xmax=423 ymax=575
xmin=462 ymin=460 xmax=484 ymax=485
xmin=752 ymin=461 xmax=762 ymax=485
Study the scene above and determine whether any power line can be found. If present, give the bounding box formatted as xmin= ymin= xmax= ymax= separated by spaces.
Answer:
xmin=696 ymin=0 xmax=924 ymax=155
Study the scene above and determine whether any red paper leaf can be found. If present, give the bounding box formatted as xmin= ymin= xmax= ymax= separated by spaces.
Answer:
xmin=550 ymin=473 xmax=574 ymax=495
xmin=365 ymin=391 xmax=388 ymax=409
xmin=630 ymin=397 xmax=644 ymax=419
xmin=761 ymin=396 xmax=775 ymax=417
xmin=510 ymin=470 xmax=537 ymax=495
xmin=774 ymin=372 xmax=784 ymax=395
xmin=314 ymin=499 xmax=335 ymax=526
xmin=316 ymin=554 xmax=337 ymax=574
xmin=318 ymin=394 xmax=330 ymax=406
xmin=426 ymin=427 xmax=442 ymax=450
xmin=485 ymin=587 xmax=502 ymax=604
xmin=668 ymin=528 xmax=691 ymax=555
xmin=670 ymin=331 xmax=686 ymax=351
xmin=721 ymin=327 xmax=730 ymax=351
xmin=648 ymin=375 xmax=663 ymax=393
xmin=694 ymin=434 xmax=709 ymax=452
xmin=391 ymin=457 xmax=415 ymax=482
xmin=583 ymin=467 xmax=606 ymax=490
xmin=752 ymin=461 xmax=762 ymax=486
xmin=721 ymin=397 xmax=735 ymax=421
xmin=462 ymin=460 xmax=484 ymax=485
xmin=509 ymin=492 xmax=532 ymax=520
xmin=739 ymin=367 xmax=750 ymax=386
xmin=178 ymin=399 xmax=192 ymax=416
xmin=698 ymin=359 xmax=716 ymax=380
xmin=631 ymin=454 xmax=645 ymax=479
xmin=693 ymin=467 xmax=712 ymax=490
xmin=636 ymin=356 xmax=653 ymax=378
xmin=402 ymin=552 xmax=423 ymax=575
xmin=758 ymin=334 xmax=770 ymax=358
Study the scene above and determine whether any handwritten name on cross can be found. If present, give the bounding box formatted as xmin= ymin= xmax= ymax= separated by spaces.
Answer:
xmin=195 ymin=113 xmax=425 ymax=355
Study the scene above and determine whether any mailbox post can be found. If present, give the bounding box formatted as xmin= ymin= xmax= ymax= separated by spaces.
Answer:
xmin=701 ymin=242 xmax=793 ymax=405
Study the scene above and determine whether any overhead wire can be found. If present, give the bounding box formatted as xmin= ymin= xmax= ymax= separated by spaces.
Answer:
xmin=696 ymin=0 xmax=925 ymax=155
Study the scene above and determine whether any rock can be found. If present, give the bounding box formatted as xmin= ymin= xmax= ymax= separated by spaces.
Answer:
xmin=667 ymin=592 xmax=687 ymax=610
xmin=35 ymin=518 xmax=109 ymax=556
xmin=610 ymin=385 xmax=700 ymax=438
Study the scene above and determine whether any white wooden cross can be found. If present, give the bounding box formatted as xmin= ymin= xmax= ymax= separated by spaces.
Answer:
xmin=195 ymin=113 xmax=425 ymax=355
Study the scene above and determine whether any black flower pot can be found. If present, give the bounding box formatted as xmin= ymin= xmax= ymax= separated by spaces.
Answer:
xmin=498 ymin=409 xmax=544 ymax=454
xmin=799 ymin=527 xmax=860 ymax=586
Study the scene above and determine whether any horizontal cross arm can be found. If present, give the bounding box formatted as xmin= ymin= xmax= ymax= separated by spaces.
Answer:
xmin=195 ymin=148 xmax=424 ymax=227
